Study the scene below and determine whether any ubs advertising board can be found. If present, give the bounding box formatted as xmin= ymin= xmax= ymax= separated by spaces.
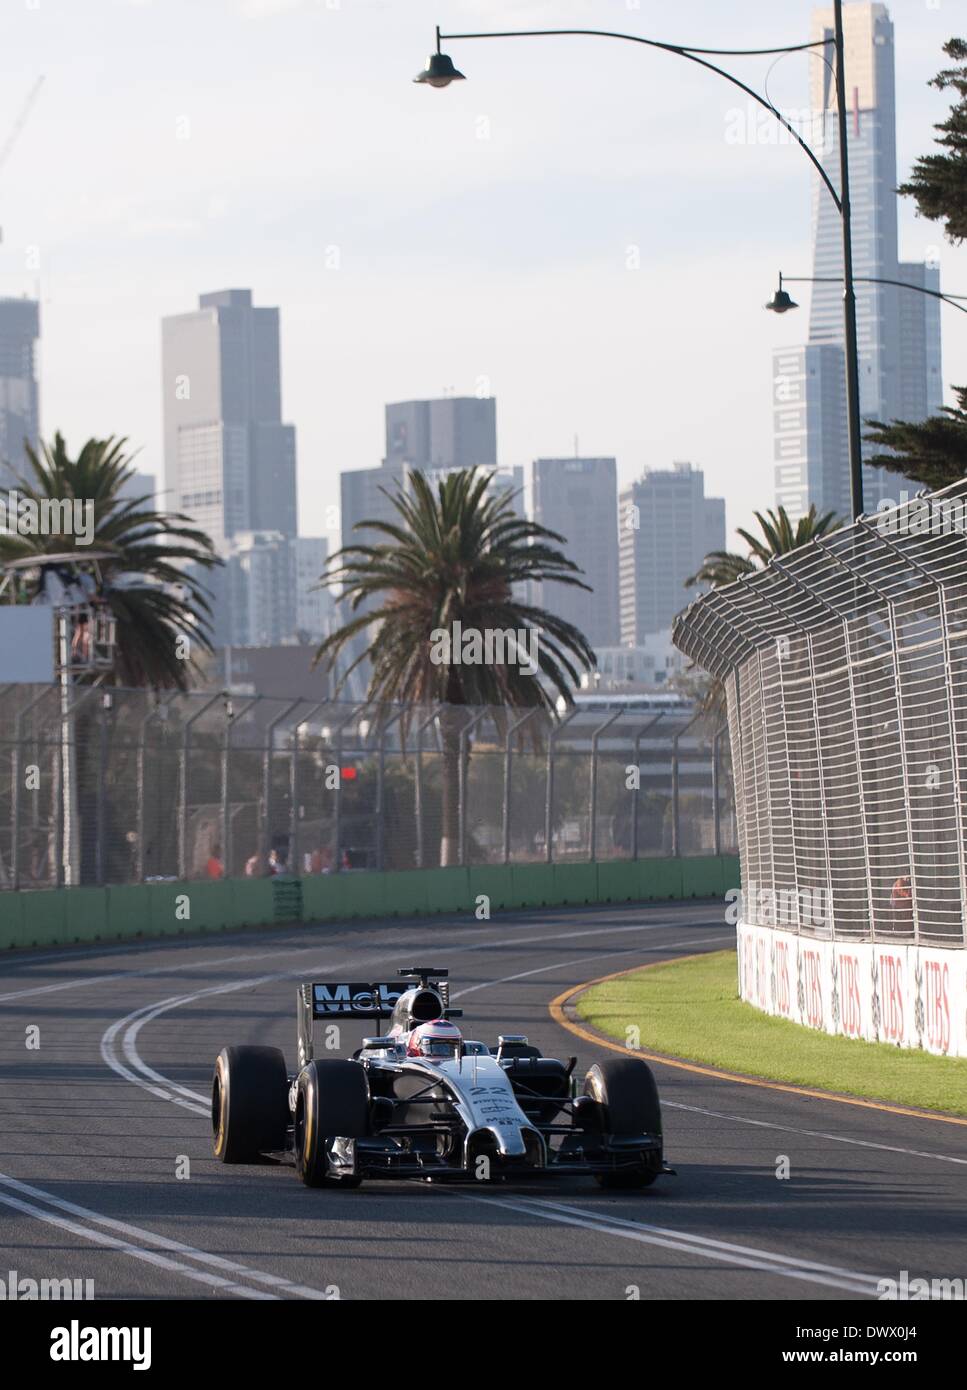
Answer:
xmin=737 ymin=921 xmax=967 ymax=1059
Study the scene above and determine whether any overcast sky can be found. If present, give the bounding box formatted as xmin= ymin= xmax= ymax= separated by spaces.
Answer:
xmin=2 ymin=0 xmax=965 ymax=551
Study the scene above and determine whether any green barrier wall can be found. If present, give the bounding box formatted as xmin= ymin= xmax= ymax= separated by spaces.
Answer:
xmin=0 ymin=855 xmax=738 ymax=951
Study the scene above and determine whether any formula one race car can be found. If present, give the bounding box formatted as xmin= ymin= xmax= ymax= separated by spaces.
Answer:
xmin=211 ymin=968 xmax=668 ymax=1189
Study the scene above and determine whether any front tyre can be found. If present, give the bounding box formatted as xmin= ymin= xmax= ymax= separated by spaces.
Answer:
xmin=295 ymin=1060 xmax=370 ymax=1188
xmin=583 ymin=1057 xmax=662 ymax=1190
xmin=212 ymin=1045 xmax=289 ymax=1163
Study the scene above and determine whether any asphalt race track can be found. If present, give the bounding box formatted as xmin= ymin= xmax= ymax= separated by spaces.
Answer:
xmin=1 ymin=900 xmax=964 ymax=1301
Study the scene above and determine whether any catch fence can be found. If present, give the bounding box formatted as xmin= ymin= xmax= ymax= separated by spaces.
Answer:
xmin=0 ymin=687 xmax=733 ymax=889
xmin=674 ymin=479 xmax=967 ymax=947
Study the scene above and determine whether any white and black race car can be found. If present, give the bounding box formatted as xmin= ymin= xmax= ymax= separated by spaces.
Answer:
xmin=212 ymin=967 xmax=669 ymax=1189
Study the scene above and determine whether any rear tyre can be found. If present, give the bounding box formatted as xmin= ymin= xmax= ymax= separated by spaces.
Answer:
xmin=295 ymin=1060 xmax=370 ymax=1188
xmin=583 ymin=1057 xmax=662 ymax=1190
xmin=212 ymin=1045 xmax=289 ymax=1163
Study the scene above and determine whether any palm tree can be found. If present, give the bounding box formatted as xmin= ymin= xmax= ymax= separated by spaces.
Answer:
xmin=0 ymin=433 xmax=219 ymax=688
xmin=314 ymin=468 xmax=596 ymax=865
xmin=686 ymin=505 xmax=842 ymax=590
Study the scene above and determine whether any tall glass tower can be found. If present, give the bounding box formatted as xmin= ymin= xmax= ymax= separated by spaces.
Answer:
xmin=774 ymin=2 xmax=942 ymax=520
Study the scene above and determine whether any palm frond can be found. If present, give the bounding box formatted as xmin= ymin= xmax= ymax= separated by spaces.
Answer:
xmin=0 ymin=432 xmax=220 ymax=690
xmin=314 ymin=467 xmax=595 ymax=723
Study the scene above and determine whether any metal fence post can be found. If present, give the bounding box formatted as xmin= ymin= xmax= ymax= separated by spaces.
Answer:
xmin=96 ymin=693 xmax=111 ymax=886
xmin=712 ymin=727 xmax=724 ymax=858
xmin=289 ymin=701 xmax=326 ymax=876
xmin=502 ymin=709 xmax=540 ymax=864
xmin=178 ymin=692 xmax=222 ymax=880
xmin=221 ymin=706 xmax=232 ymax=879
xmin=10 ymin=687 xmax=52 ymax=891
xmin=221 ymin=696 xmax=257 ymax=880
xmin=804 ymin=633 xmax=836 ymax=938
xmin=544 ymin=709 xmax=577 ymax=864
xmin=60 ymin=683 xmax=102 ymax=889
xmin=937 ymin=584 xmax=967 ymax=947
xmin=588 ymin=710 xmax=622 ymax=862
xmin=136 ymin=707 xmax=154 ymax=883
xmin=413 ymin=706 xmax=440 ymax=871
xmin=458 ymin=709 xmax=488 ymax=867
xmin=262 ymin=699 xmax=301 ymax=871
xmin=670 ymin=711 xmax=703 ymax=859
xmin=375 ymin=707 xmax=404 ymax=872
xmin=328 ymin=707 xmax=356 ymax=873
xmin=631 ymin=714 xmax=663 ymax=861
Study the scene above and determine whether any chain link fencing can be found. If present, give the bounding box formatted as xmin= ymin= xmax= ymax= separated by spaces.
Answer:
xmin=674 ymin=478 xmax=967 ymax=948
xmin=0 ymin=686 xmax=734 ymax=889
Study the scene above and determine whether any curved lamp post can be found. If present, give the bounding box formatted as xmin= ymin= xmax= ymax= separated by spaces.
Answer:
xmin=416 ymin=3 xmax=864 ymax=516
xmin=768 ymin=269 xmax=967 ymax=317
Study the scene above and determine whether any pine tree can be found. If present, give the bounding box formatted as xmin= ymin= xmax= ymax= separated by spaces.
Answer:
xmin=897 ymin=38 xmax=967 ymax=244
xmin=865 ymin=387 xmax=967 ymax=490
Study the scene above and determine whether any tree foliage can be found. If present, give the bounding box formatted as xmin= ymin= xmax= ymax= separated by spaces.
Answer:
xmin=897 ymin=37 xmax=967 ymax=244
xmin=0 ymin=433 xmax=219 ymax=688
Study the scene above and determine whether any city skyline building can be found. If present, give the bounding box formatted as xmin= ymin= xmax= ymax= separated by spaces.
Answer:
xmin=619 ymin=462 xmax=725 ymax=644
xmin=204 ymin=532 xmax=330 ymax=649
xmin=774 ymin=2 xmax=943 ymax=520
xmin=0 ymin=296 xmax=40 ymax=491
xmin=161 ymin=288 xmax=298 ymax=546
xmin=532 ymin=456 xmax=620 ymax=650
xmin=385 ymin=396 xmax=497 ymax=472
xmin=342 ymin=394 xmax=508 ymax=556
xmin=292 ymin=535 xmax=331 ymax=640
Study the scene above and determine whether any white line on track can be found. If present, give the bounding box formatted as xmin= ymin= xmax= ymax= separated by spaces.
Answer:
xmin=456 ymin=1193 xmax=885 ymax=1297
xmin=662 ymin=1100 xmax=967 ymax=1167
xmin=0 ymin=1173 xmax=335 ymax=1300
xmin=449 ymin=936 xmax=728 ymax=1000
xmin=1 ymin=908 xmax=726 ymax=1003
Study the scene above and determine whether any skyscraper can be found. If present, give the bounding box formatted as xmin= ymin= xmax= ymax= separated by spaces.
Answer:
xmin=0 ymin=297 xmax=40 ymax=490
xmin=774 ymin=3 xmax=942 ymax=519
xmin=532 ymin=456 xmax=620 ymax=650
xmin=161 ymin=289 xmax=297 ymax=545
xmin=292 ymin=537 xmax=331 ymax=640
xmin=774 ymin=344 xmax=850 ymax=516
xmin=385 ymin=396 xmax=496 ymax=471
xmin=619 ymin=463 xmax=725 ymax=643
xmin=341 ymin=395 xmax=504 ymax=555
xmin=340 ymin=459 xmax=405 ymax=554
xmin=225 ymin=532 xmax=295 ymax=648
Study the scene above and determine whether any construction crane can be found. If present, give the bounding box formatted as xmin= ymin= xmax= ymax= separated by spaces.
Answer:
xmin=0 ymin=75 xmax=45 ymax=243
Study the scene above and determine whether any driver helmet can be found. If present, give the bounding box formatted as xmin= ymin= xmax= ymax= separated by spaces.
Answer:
xmin=407 ymin=1018 xmax=462 ymax=1060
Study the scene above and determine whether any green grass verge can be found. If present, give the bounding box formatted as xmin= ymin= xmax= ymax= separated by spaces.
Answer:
xmin=575 ymin=950 xmax=967 ymax=1117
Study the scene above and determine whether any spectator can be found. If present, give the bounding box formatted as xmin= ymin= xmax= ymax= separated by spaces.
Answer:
xmin=206 ymin=845 xmax=224 ymax=880
xmin=890 ymin=874 xmax=912 ymax=933
xmin=245 ymin=852 xmax=266 ymax=877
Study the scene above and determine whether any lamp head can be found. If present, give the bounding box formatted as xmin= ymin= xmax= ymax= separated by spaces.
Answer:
xmin=765 ymin=286 xmax=799 ymax=314
xmin=414 ymin=52 xmax=465 ymax=87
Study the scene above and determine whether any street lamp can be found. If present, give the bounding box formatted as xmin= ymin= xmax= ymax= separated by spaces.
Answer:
xmin=413 ymin=46 xmax=465 ymax=87
xmin=765 ymin=283 xmax=799 ymax=314
xmin=415 ymin=2 xmax=865 ymax=517
xmin=768 ymin=269 xmax=967 ymax=316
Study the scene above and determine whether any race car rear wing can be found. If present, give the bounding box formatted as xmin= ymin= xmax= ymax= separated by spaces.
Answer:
xmin=297 ymin=979 xmax=461 ymax=1066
